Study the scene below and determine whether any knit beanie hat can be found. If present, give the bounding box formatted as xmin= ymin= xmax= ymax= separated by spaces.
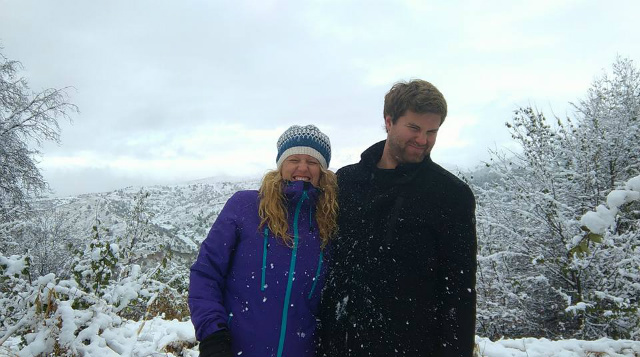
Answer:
xmin=276 ymin=124 xmax=331 ymax=169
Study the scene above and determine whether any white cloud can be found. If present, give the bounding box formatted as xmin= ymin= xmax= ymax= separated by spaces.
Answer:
xmin=3 ymin=0 xmax=640 ymax=195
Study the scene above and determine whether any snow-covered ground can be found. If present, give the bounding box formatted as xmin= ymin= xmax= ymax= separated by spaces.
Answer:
xmin=476 ymin=336 xmax=640 ymax=357
xmin=3 ymin=317 xmax=640 ymax=357
xmin=1 ymin=317 xmax=197 ymax=357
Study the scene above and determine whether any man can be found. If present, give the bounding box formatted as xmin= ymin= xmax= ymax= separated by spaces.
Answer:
xmin=318 ymin=79 xmax=477 ymax=357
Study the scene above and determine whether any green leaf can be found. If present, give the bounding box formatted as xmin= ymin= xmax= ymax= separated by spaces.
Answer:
xmin=579 ymin=240 xmax=590 ymax=254
xmin=587 ymin=233 xmax=603 ymax=243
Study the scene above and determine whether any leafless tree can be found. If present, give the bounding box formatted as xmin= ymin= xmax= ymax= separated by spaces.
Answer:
xmin=0 ymin=49 xmax=78 ymax=220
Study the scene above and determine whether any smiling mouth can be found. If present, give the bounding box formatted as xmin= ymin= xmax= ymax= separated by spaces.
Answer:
xmin=408 ymin=142 xmax=427 ymax=149
xmin=408 ymin=145 xmax=426 ymax=151
xmin=293 ymin=176 xmax=311 ymax=181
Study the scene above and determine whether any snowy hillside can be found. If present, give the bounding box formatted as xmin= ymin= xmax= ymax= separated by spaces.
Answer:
xmin=30 ymin=179 xmax=261 ymax=265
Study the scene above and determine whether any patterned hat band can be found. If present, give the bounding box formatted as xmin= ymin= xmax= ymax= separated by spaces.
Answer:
xmin=276 ymin=124 xmax=331 ymax=169
xmin=276 ymin=146 xmax=328 ymax=169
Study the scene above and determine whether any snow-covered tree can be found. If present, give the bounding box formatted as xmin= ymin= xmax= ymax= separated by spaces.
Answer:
xmin=0 ymin=49 xmax=77 ymax=220
xmin=570 ymin=56 xmax=640 ymax=196
xmin=474 ymin=56 xmax=640 ymax=339
xmin=569 ymin=175 xmax=640 ymax=338
xmin=475 ymin=109 xmax=577 ymax=338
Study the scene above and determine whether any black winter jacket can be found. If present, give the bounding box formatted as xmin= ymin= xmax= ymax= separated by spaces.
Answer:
xmin=318 ymin=141 xmax=477 ymax=357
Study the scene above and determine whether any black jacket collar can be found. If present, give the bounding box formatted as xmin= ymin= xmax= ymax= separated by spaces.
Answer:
xmin=357 ymin=140 xmax=433 ymax=186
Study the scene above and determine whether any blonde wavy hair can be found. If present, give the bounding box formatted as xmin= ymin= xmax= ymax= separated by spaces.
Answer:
xmin=258 ymin=167 xmax=338 ymax=248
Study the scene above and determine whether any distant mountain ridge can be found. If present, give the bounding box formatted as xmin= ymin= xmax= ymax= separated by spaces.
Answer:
xmin=27 ymin=170 xmax=487 ymax=272
xmin=31 ymin=179 xmax=261 ymax=269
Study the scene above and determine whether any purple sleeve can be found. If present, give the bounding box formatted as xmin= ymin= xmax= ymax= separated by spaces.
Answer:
xmin=189 ymin=192 xmax=242 ymax=341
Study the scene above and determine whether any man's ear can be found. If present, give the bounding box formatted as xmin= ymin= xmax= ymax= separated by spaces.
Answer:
xmin=384 ymin=115 xmax=393 ymax=133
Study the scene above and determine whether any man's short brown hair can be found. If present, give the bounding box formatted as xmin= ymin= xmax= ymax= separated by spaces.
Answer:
xmin=383 ymin=79 xmax=447 ymax=125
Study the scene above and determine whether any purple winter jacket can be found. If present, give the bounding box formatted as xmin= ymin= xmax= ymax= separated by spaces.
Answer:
xmin=189 ymin=180 xmax=327 ymax=357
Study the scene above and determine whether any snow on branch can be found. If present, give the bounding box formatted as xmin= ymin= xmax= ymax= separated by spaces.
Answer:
xmin=580 ymin=175 xmax=640 ymax=235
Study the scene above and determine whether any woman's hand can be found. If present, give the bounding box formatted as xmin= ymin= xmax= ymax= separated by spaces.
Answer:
xmin=198 ymin=329 xmax=232 ymax=357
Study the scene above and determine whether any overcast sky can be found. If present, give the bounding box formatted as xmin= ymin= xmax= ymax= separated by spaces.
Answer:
xmin=1 ymin=0 xmax=639 ymax=197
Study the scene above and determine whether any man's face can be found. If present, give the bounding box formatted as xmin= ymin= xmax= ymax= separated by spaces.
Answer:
xmin=384 ymin=110 xmax=441 ymax=167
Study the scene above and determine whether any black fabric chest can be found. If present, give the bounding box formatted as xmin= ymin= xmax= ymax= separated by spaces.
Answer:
xmin=319 ymin=141 xmax=477 ymax=357
xmin=324 ymin=164 xmax=448 ymax=354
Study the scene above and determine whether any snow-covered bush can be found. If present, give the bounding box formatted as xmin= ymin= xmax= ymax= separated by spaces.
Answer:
xmin=68 ymin=193 xmax=188 ymax=322
xmin=565 ymin=175 xmax=640 ymax=338
xmin=72 ymin=221 xmax=119 ymax=296
xmin=0 ymin=209 xmax=76 ymax=283
xmin=0 ymin=249 xmax=192 ymax=356
xmin=474 ymin=56 xmax=640 ymax=339
xmin=0 ymin=189 xmax=192 ymax=356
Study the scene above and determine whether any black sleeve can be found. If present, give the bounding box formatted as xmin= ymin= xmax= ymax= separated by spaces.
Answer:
xmin=198 ymin=329 xmax=232 ymax=357
xmin=316 ymin=166 xmax=350 ymax=357
xmin=435 ymin=188 xmax=477 ymax=357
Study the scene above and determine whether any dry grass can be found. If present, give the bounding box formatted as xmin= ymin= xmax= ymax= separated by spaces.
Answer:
xmin=146 ymin=289 xmax=189 ymax=321
xmin=163 ymin=340 xmax=197 ymax=356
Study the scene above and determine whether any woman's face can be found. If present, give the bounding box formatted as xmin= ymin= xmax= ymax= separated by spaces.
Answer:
xmin=280 ymin=154 xmax=321 ymax=187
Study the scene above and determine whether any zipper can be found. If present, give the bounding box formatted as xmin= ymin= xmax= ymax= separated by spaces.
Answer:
xmin=309 ymin=204 xmax=314 ymax=232
xmin=277 ymin=188 xmax=308 ymax=357
xmin=261 ymin=227 xmax=268 ymax=291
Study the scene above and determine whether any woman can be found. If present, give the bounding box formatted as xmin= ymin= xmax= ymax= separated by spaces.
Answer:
xmin=189 ymin=125 xmax=338 ymax=357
